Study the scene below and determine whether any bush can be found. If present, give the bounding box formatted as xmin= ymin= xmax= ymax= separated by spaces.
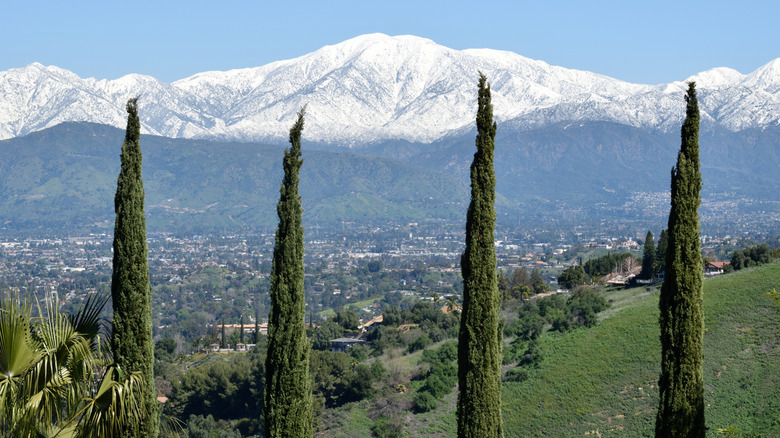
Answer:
xmin=558 ymin=265 xmax=587 ymax=289
xmin=503 ymin=367 xmax=529 ymax=383
xmin=186 ymin=415 xmax=243 ymax=438
xmin=503 ymin=340 xmax=527 ymax=365
xmin=406 ymin=333 xmax=432 ymax=354
xmin=413 ymin=391 xmax=438 ymax=413
xmin=312 ymin=320 xmax=344 ymax=351
xmin=422 ymin=374 xmax=450 ymax=399
xmin=518 ymin=341 xmax=542 ymax=368
xmin=341 ymin=364 xmax=375 ymax=403
xmin=349 ymin=344 xmax=369 ymax=362
xmin=420 ymin=340 xmax=457 ymax=364
xmin=371 ymin=416 xmax=404 ymax=438
xmin=370 ymin=359 xmax=387 ymax=380
xmin=368 ymin=325 xmax=405 ymax=356
xmin=568 ymin=288 xmax=609 ymax=327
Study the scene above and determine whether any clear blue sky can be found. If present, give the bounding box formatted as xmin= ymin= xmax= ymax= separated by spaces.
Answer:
xmin=3 ymin=0 xmax=777 ymax=85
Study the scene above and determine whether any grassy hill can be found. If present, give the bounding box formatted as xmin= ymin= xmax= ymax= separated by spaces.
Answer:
xmin=501 ymin=262 xmax=780 ymax=437
xmin=321 ymin=262 xmax=780 ymax=437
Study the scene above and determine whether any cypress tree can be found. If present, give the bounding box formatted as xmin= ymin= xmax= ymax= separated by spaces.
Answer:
xmin=656 ymin=229 xmax=668 ymax=275
xmin=240 ymin=315 xmax=245 ymax=344
xmin=221 ymin=319 xmax=226 ymax=348
xmin=457 ymin=73 xmax=503 ymax=438
xmin=656 ymin=82 xmax=705 ymax=437
xmin=264 ymin=107 xmax=313 ymax=437
xmin=640 ymin=230 xmax=656 ymax=280
xmin=255 ymin=313 xmax=260 ymax=344
xmin=111 ymin=98 xmax=159 ymax=437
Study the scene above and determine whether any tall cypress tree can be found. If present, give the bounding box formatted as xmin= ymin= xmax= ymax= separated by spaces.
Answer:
xmin=254 ymin=312 xmax=260 ymax=344
xmin=264 ymin=107 xmax=313 ymax=437
xmin=240 ymin=315 xmax=245 ymax=344
xmin=111 ymin=98 xmax=159 ymax=437
xmin=656 ymin=229 xmax=669 ymax=275
xmin=640 ymin=230 xmax=656 ymax=280
xmin=656 ymin=82 xmax=705 ymax=437
xmin=457 ymin=73 xmax=503 ymax=438
xmin=221 ymin=319 xmax=226 ymax=348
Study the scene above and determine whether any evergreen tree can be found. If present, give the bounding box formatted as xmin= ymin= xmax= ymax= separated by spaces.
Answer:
xmin=640 ymin=230 xmax=656 ymax=280
xmin=656 ymin=229 xmax=668 ymax=275
xmin=530 ymin=268 xmax=547 ymax=295
xmin=511 ymin=267 xmax=530 ymax=289
xmin=656 ymin=82 xmax=705 ymax=437
xmin=264 ymin=107 xmax=313 ymax=437
xmin=557 ymin=265 xmax=587 ymax=289
xmin=111 ymin=98 xmax=159 ymax=437
xmin=457 ymin=73 xmax=503 ymax=438
xmin=221 ymin=319 xmax=226 ymax=349
xmin=254 ymin=313 xmax=260 ymax=344
xmin=240 ymin=315 xmax=245 ymax=344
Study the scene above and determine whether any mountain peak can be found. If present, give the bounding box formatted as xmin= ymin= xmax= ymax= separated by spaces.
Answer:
xmin=1 ymin=35 xmax=779 ymax=143
xmin=685 ymin=67 xmax=744 ymax=88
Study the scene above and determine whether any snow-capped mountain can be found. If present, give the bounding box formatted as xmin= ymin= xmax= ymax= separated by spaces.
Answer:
xmin=1 ymin=33 xmax=779 ymax=144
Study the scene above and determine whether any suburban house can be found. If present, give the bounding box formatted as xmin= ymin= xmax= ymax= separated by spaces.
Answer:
xmin=329 ymin=335 xmax=367 ymax=353
xmin=704 ymin=261 xmax=730 ymax=276
xmin=359 ymin=314 xmax=384 ymax=332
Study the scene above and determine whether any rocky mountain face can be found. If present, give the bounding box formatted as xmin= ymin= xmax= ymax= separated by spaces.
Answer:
xmin=2 ymin=33 xmax=779 ymax=146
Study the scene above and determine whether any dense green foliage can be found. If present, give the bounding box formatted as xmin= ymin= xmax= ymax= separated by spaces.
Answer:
xmin=334 ymin=309 xmax=360 ymax=331
xmin=500 ymin=267 xmax=547 ymax=301
xmin=155 ymin=337 xmax=177 ymax=363
xmin=369 ymin=301 xmax=459 ymax=356
xmin=656 ymin=229 xmax=668 ymax=274
xmin=0 ymin=293 xmax=144 ymax=437
xmin=414 ymin=341 xmax=458 ymax=412
xmin=264 ymin=108 xmax=313 ymax=437
xmin=312 ymin=320 xmax=345 ymax=351
xmin=557 ymin=265 xmax=588 ymax=289
xmin=656 ymin=82 xmax=705 ymax=437
xmin=110 ymin=98 xmax=159 ymax=437
xmin=169 ymin=352 xmax=260 ymax=422
xmin=730 ymin=244 xmax=779 ymax=270
xmin=457 ymin=73 xmax=503 ymax=437
xmin=583 ymin=251 xmax=638 ymax=279
xmin=310 ymin=350 xmax=382 ymax=410
xmin=640 ymin=230 xmax=656 ymax=280
xmin=185 ymin=415 xmax=244 ymax=438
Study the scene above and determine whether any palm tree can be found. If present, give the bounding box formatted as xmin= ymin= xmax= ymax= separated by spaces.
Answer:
xmin=0 ymin=291 xmax=144 ymax=437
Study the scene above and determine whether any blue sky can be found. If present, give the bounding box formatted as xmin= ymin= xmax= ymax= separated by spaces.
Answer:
xmin=3 ymin=0 xmax=778 ymax=85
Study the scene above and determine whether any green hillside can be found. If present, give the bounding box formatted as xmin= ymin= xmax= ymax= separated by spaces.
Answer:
xmin=324 ymin=262 xmax=780 ymax=437
xmin=499 ymin=262 xmax=780 ymax=437
xmin=0 ymin=122 xmax=469 ymax=234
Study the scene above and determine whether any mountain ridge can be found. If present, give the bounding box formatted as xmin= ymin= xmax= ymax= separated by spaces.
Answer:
xmin=1 ymin=120 xmax=778 ymax=236
xmin=0 ymin=122 xmax=470 ymax=234
xmin=2 ymin=34 xmax=779 ymax=145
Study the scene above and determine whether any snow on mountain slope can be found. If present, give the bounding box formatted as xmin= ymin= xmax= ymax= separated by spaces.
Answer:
xmin=1 ymin=33 xmax=779 ymax=144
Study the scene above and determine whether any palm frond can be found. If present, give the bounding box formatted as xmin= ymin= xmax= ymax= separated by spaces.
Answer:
xmin=73 ymin=365 xmax=144 ymax=438
xmin=0 ymin=292 xmax=42 ymax=431
xmin=67 ymin=293 xmax=109 ymax=342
